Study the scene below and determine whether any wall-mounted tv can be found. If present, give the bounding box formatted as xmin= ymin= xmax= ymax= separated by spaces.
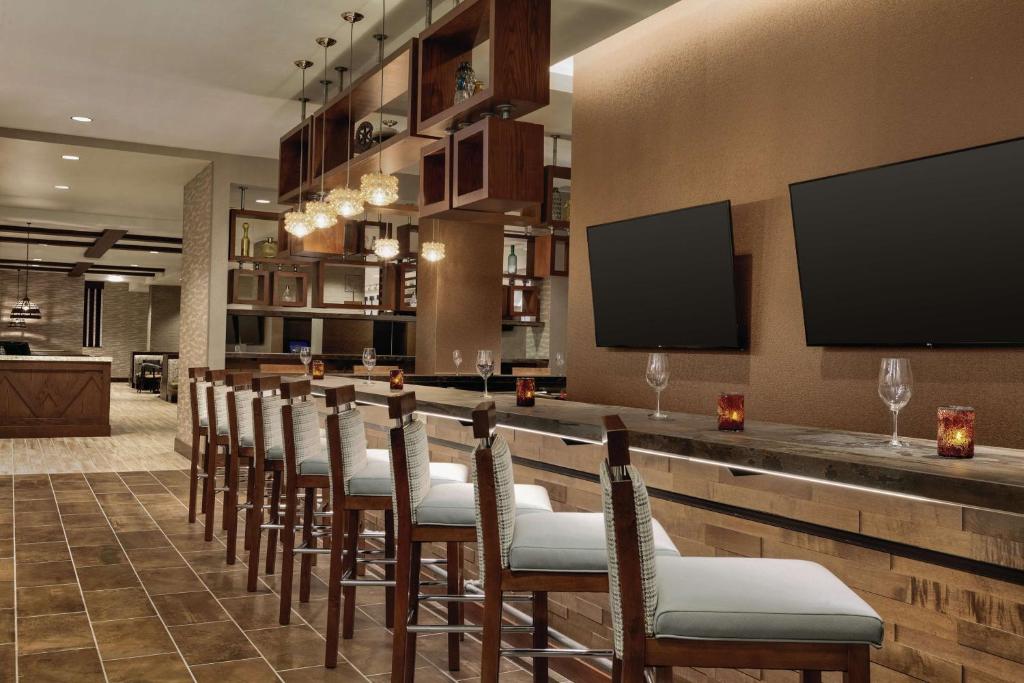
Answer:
xmin=587 ymin=200 xmax=742 ymax=349
xmin=790 ymin=136 xmax=1024 ymax=347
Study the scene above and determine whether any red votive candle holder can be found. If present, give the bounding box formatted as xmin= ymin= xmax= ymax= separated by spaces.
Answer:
xmin=937 ymin=405 xmax=974 ymax=458
xmin=311 ymin=360 xmax=325 ymax=380
xmin=516 ymin=378 xmax=536 ymax=407
xmin=717 ymin=393 xmax=745 ymax=431
xmin=389 ymin=369 xmax=404 ymax=391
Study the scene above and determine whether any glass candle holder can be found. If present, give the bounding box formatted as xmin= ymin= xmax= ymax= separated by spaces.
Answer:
xmin=937 ymin=405 xmax=975 ymax=458
xmin=389 ymin=369 xmax=405 ymax=391
xmin=311 ymin=360 xmax=325 ymax=380
xmin=516 ymin=378 xmax=536 ymax=407
xmin=717 ymin=393 xmax=745 ymax=431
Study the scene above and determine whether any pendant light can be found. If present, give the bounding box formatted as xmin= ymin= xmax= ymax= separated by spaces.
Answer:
xmin=420 ymin=219 xmax=446 ymax=262
xmin=359 ymin=0 xmax=399 ymax=207
xmin=327 ymin=12 xmax=366 ymax=219
xmin=373 ymin=214 xmax=400 ymax=260
xmin=284 ymin=59 xmax=316 ymax=238
xmin=305 ymin=37 xmax=338 ymax=231
xmin=9 ymin=223 xmax=42 ymax=327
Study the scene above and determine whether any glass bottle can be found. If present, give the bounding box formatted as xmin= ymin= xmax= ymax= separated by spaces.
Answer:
xmin=507 ymin=245 xmax=518 ymax=275
xmin=241 ymin=222 xmax=251 ymax=257
xmin=454 ymin=61 xmax=476 ymax=105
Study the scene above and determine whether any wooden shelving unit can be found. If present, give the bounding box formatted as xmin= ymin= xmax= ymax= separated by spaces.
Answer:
xmin=453 ymin=116 xmax=544 ymax=212
xmin=278 ymin=120 xmax=312 ymax=204
xmin=540 ymin=165 xmax=571 ymax=229
xmin=417 ymin=0 xmax=550 ymax=136
xmin=532 ymin=233 xmax=569 ymax=277
xmin=418 ymin=137 xmax=451 ymax=218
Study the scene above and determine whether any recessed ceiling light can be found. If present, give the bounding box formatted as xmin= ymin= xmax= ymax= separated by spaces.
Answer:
xmin=255 ymin=199 xmax=271 ymax=204
xmin=149 ymin=250 xmax=159 ymax=254
xmin=54 ymin=184 xmax=70 ymax=190
xmin=62 ymin=154 xmax=80 ymax=161
xmin=130 ymin=264 xmax=139 ymax=267
xmin=70 ymin=115 xmax=92 ymax=123
xmin=32 ymin=258 xmax=42 ymax=261
xmin=108 ymin=274 xmax=124 ymax=282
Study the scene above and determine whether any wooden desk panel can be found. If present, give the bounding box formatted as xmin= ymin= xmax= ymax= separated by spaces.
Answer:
xmin=0 ymin=358 xmax=111 ymax=437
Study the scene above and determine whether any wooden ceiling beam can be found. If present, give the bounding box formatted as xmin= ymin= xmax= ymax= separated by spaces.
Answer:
xmin=110 ymin=244 xmax=182 ymax=254
xmin=84 ymin=229 xmax=128 ymax=258
xmin=67 ymin=262 xmax=93 ymax=277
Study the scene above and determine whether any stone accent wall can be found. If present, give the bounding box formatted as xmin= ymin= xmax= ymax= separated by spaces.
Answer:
xmin=85 ymin=283 xmax=150 ymax=378
xmin=149 ymin=285 xmax=181 ymax=351
xmin=0 ymin=270 xmax=84 ymax=353
xmin=176 ymin=164 xmax=214 ymax=444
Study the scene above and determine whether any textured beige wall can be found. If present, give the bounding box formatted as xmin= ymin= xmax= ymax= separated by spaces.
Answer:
xmin=0 ymin=270 xmax=83 ymax=353
xmin=569 ymin=0 xmax=1024 ymax=447
xmin=89 ymin=283 xmax=150 ymax=378
xmin=148 ymin=285 xmax=181 ymax=352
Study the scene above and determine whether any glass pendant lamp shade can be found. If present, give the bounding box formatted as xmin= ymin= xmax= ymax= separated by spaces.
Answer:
xmin=421 ymin=241 xmax=446 ymax=262
xmin=361 ymin=171 xmax=399 ymax=207
xmin=373 ymin=236 xmax=400 ymax=260
xmin=284 ymin=210 xmax=314 ymax=238
xmin=305 ymin=199 xmax=337 ymax=230
xmin=327 ymin=186 xmax=363 ymax=218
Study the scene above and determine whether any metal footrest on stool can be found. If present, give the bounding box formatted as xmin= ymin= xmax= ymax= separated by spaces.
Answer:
xmin=500 ymin=648 xmax=614 ymax=659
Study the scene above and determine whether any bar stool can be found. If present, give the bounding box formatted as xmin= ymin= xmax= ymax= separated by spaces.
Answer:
xmin=600 ymin=415 xmax=882 ymax=683
xmin=244 ymin=375 xmax=286 ymax=592
xmin=224 ymin=372 xmax=258 ymax=565
xmin=471 ymin=402 xmax=679 ymax=682
xmin=388 ymin=392 xmax=553 ymax=682
xmin=279 ymin=379 xmax=333 ymax=624
xmin=321 ymin=385 xmax=472 ymax=668
xmin=202 ymin=370 xmax=232 ymax=542
xmin=186 ymin=366 xmax=210 ymax=524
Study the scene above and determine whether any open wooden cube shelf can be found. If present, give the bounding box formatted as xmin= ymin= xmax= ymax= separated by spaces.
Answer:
xmin=418 ymin=137 xmax=452 ymax=218
xmin=452 ymin=116 xmax=543 ymax=213
xmin=278 ymin=120 xmax=312 ymax=203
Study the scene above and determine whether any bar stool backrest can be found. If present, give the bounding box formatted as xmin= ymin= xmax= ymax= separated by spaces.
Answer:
xmin=281 ymin=380 xmax=322 ymax=469
xmin=324 ymin=385 xmax=369 ymax=494
xmin=387 ymin=392 xmax=431 ymax=525
xmin=226 ymin=372 xmax=254 ymax=449
xmin=188 ymin=366 xmax=210 ymax=431
xmin=600 ymin=415 xmax=658 ymax=659
xmin=471 ymin=402 xmax=517 ymax=582
xmin=252 ymin=376 xmax=284 ymax=459
xmin=203 ymin=370 xmax=229 ymax=437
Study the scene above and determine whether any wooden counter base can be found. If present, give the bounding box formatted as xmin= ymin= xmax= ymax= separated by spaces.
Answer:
xmin=0 ymin=358 xmax=111 ymax=438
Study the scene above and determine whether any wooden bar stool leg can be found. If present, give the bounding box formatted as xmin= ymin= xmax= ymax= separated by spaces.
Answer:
xmin=325 ymin=505 xmax=346 ymax=668
xmin=246 ymin=461 xmax=265 ymax=592
xmin=225 ymin=447 xmax=240 ymax=563
xmin=202 ymin=440 xmax=216 ymax=542
xmin=265 ymin=469 xmax=281 ymax=576
xmin=801 ymin=672 xmax=822 ymax=683
xmin=221 ymin=446 xmax=231 ymax=531
xmin=278 ymin=478 xmax=298 ymax=625
xmin=403 ymin=541 xmax=423 ymax=683
xmin=446 ymin=541 xmax=461 ymax=672
xmin=188 ymin=430 xmax=201 ymax=523
xmin=611 ymin=657 xmax=622 ymax=683
xmin=341 ymin=510 xmax=360 ymax=639
xmin=384 ymin=511 xmax=395 ymax=629
xmin=391 ymin=533 xmax=413 ymax=683
xmin=299 ymin=487 xmax=315 ymax=603
xmin=844 ymin=645 xmax=870 ymax=683
xmin=532 ymin=591 xmax=548 ymax=683
xmin=655 ymin=667 xmax=673 ymax=682
xmin=242 ymin=458 xmax=255 ymax=552
xmin=479 ymin=586 xmax=503 ymax=682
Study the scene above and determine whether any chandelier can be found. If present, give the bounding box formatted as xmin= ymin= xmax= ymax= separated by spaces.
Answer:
xmin=373 ymin=216 xmax=400 ymax=260
xmin=359 ymin=0 xmax=399 ymax=207
xmin=327 ymin=11 xmax=366 ymax=219
xmin=284 ymin=59 xmax=315 ymax=237
xmin=420 ymin=219 xmax=445 ymax=262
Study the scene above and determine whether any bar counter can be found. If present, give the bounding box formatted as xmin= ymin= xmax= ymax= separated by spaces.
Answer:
xmin=313 ymin=375 xmax=1024 ymax=682
xmin=0 ymin=355 xmax=112 ymax=437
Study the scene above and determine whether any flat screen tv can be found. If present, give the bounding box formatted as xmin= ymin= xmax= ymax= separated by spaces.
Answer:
xmin=790 ymin=136 xmax=1024 ymax=347
xmin=587 ymin=200 xmax=741 ymax=349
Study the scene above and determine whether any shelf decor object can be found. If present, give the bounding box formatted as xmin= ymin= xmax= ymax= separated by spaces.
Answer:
xmin=311 ymin=359 xmax=326 ymax=379
xmin=389 ymin=368 xmax=405 ymax=390
xmin=229 ymin=267 xmax=270 ymax=305
xmin=937 ymin=405 xmax=975 ymax=458
xmin=326 ymin=12 xmax=366 ymax=219
xmin=229 ymin=209 xmax=283 ymax=261
xmin=416 ymin=0 xmax=550 ymax=136
xmin=515 ymin=377 xmax=536 ymax=407
xmin=717 ymin=393 xmax=745 ymax=431
xmin=284 ymin=60 xmax=315 ymax=238
xmin=359 ymin=4 xmax=400 ymax=207
xmin=452 ymin=114 xmax=544 ymax=212
xmin=540 ymin=133 xmax=571 ymax=229
xmin=271 ymin=268 xmax=309 ymax=307
xmin=305 ymin=37 xmax=339 ymax=231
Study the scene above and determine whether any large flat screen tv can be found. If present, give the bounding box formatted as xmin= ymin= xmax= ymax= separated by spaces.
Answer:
xmin=587 ymin=200 xmax=741 ymax=349
xmin=790 ymin=136 xmax=1024 ymax=347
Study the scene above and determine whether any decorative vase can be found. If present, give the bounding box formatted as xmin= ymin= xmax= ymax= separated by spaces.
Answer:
xmin=454 ymin=61 xmax=476 ymax=105
xmin=241 ymin=222 xmax=251 ymax=257
xmin=507 ymin=245 xmax=518 ymax=275
xmin=255 ymin=238 xmax=278 ymax=258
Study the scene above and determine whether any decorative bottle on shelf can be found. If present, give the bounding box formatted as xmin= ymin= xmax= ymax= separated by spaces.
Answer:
xmin=241 ymin=222 xmax=251 ymax=257
xmin=506 ymin=245 xmax=518 ymax=275
xmin=454 ymin=61 xmax=476 ymax=105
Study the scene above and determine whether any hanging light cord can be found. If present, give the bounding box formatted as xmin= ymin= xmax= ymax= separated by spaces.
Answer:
xmin=24 ymin=226 xmax=30 ymax=300
xmin=346 ymin=19 xmax=355 ymax=187
xmin=378 ymin=0 xmax=386 ymax=173
xmin=320 ymin=43 xmax=329 ymax=198
xmin=299 ymin=66 xmax=307 ymax=211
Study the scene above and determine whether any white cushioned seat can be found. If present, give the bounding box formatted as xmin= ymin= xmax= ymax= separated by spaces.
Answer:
xmin=417 ymin=483 xmax=551 ymax=526
xmin=299 ymin=457 xmax=330 ymax=476
xmin=509 ymin=512 xmax=678 ymax=573
xmin=347 ymin=452 xmax=469 ymax=496
xmin=240 ymin=435 xmax=255 ymax=448
xmin=651 ymin=556 xmax=884 ymax=646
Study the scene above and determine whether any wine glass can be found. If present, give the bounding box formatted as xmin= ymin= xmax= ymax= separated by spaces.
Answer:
xmin=453 ymin=349 xmax=463 ymax=376
xmin=878 ymin=358 xmax=913 ymax=447
xmin=298 ymin=346 xmax=312 ymax=378
xmin=645 ymin=353 xmax=670 ymax=420
xmin=362 ymin=347 xmax=377 ymax=384
xmin=553 ymin=351 xmax=566 ymax=376
xmin=476 ymin=350 xmax=495 ymax=398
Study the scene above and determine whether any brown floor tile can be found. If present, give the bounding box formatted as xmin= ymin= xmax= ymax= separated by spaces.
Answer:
xmin=101 ymin=502 xmax=148 ymax=516
xmin=295 ymin=598 xmax=381 ymax=634
xmin=219 ymin=594 xmax=286 ymax=630
xmin=117 ymin=528 xmax=172 ymax=550
xmin=0 ymin=643 xmax=11 ymax=681
xmin=93 ymin=615 xmax=176 ymax=660
xmin=138 ymin=565 xmax=204 ymax=595
xmin=77 ymin=563 xmax=140 ymax=591
xmin=284 ymin=662 xmax=380 ymax=682
xmin=93 ymin=492 xmax=138 ymax=506
xmin=108 ymin=515 xmax=160 ymax=533
xmin=15 ymin=524 xmax=67 ymax=545
xmin=342 ymin=627 xmax=432 ymax=676
xmin=71 ymin=543 xmax=128 ymax=568
xmin=128 ymin=484 xmax=170 ymax=496
xmin=17 ymin=612 xmax=94 ymax=655
xmin=183 ymin=548 xmax=243 ymax=573
xmin=14 ymin=510 xmax=62 ymax=527
xmin=66 ymin=525 xmax=118 ymax=547
xmin=83 ymin=587 xmax=157 ymax=621
xmin=0 ymin=557 xmax=10 ymax=581
xmin=56 ymin=501 xmax=103 ymax=516
xmin=105 ymin=652 xmax=193 ymax=682
xmin=0 ymin=538 xmax=11 ymax=559
xmin=167 ymin=531 xmax=221 ymax=553
xmin=15 ymin=541 xmax=70 ymax=565
xmin=0 ymin=609 xmax=12 ymax=644
xmin=191 ymin=657 xmax=280 ymax=682
xmin=0 ymin=581 xmax=12 ymax=610
xmin=16 ymin=559 xmax=77 ymax=587
xmin=15 ymin=497 xmax=60 ymax=513
xmin=61 ymin=512 xmax=111 ymax=529
xmin=364 ymin=667 xmax=455 ymax=683
xmin=245 ymin=624 xmax=326 ymax=671
xmin=200 ymin=569 xmax=272 ymax=599
xmin=126 ymin=546 xmax=187 ymax=570
xmin=152 ymin=590 xmax=228 ymax=626
xmin=54 ymin=489 xmax=97 ymax=503
xmin=17 ymin=646 xmax=105 ymax=682
xmin=89 ymin=481 xmax=131 ymax=494
xmin=170 ymin=620 xmax=257 ymax=665
xmin=16 ymin=583 xmax=85 ymax=617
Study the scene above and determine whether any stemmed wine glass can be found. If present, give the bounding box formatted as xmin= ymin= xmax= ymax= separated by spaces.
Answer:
xmin=477 ymin=350 xmax=494 ymax=398
xmin=645 ymin=353 xmax=670 ymax=420
xmin=362 ymin=347 xmax=377 ymax=385
xmin=878 ymin=358 xmax=913 ymax=447
xmin=298 ymin=346 xmax=312 ymax=378
xmin=553 ymin=351 xmax=566 ymax=376
xmin=453 ymin=349 xmax=462 ymax=376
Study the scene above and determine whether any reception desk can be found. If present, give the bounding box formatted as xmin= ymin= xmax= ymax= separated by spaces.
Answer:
xmin=0 ymin=356 xmax=112 ymax=437
xmin=313 ymin=376 xmax=1024 ymax=683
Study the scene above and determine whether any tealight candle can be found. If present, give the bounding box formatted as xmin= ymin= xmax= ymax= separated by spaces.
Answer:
xmin=717 ymin=393 xmax=745 ymax=431
xmin=516 ymin=378 xmax=536 ymax=407
xmin=311 ymin=360 xmax=325 ymax=380
xmin=389 ymin=369 xmax=404 ymax=391
xmin=937 ymin=405 xmax=974 ymax=458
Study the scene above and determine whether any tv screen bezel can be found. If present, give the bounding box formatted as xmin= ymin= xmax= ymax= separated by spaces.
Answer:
xmin=586 ymin=200 xmax=744 ymax=351
xmin=789 ymin=135 xmax=1024 ymax=349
